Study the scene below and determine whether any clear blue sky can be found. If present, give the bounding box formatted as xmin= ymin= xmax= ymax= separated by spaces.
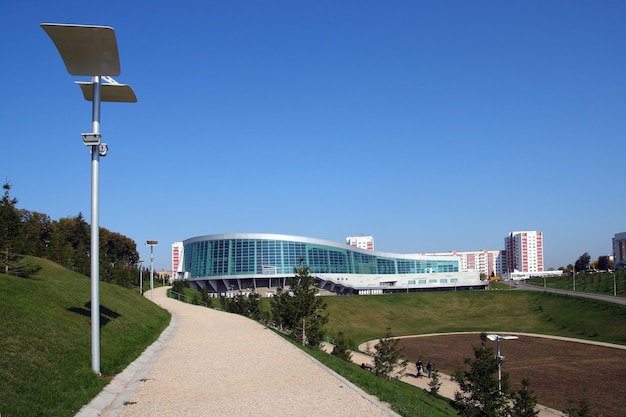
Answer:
xmin=2 ymin=1 xmax=625 ymax=270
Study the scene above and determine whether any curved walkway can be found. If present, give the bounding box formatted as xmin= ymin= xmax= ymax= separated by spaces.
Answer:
xmin=75 ymin=287 xmax=399 ymax=417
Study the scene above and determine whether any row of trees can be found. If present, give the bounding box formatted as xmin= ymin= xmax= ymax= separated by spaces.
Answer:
xmin=216 ymin=260 xmax=329 ymax=347
xmin=561 ymin=252 xmax=613 ymax=273
xmin=1 ymin=182 xmax=140 ymax=286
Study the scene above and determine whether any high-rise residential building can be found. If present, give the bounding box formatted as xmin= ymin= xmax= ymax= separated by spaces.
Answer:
xmin=504 ymin=231 xmax=543 ymax=273
xmin=172 ymin=241 xmax=184 ymax=279
xmin=613 ymin=232 xmax=626 ymax=268
xmin=346 ymin=235 xmax=374 ymax=250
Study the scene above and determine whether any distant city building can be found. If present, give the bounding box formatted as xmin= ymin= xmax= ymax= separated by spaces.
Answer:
xmin=172 ymin=241 xmax=184 ymax=279
xmin=613 ymin=232 xmax=626 ymax=269
xmin=504 ymin=231 xmax=544 ymax=274
xmin=346 ymin=235 xmax=374 ymax=250
xmin=427 ymin=250 xmax=502 ymax=278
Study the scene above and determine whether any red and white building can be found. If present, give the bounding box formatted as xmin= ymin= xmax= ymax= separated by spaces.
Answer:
xmin=426 ymin=250 xmax=502 ymax=278
xmin=504 ymin=231 xmax=543 ymax=274
xmin=172 ymin=241 xmax=184 ymax=279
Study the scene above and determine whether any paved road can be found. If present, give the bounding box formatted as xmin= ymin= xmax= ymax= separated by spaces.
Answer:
xmin=514 ymin=281 xmax=626 ymax=305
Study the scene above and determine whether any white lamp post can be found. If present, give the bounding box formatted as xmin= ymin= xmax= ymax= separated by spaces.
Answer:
xmin=138 ymin=259 xmax=144 ymax=294
xmin=486 ymin=334 xmax=519 ymax=394
xmin=147 ymin=240 xmax=158 ymax=301
xmin=41 ymin=23 xmax=137 ymax=375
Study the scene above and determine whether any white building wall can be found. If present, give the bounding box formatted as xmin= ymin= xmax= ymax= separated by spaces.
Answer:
xmin=613 ymin=232 xmax=626 ymax=267
xmin=346 ymin=236 xmax=374 ymax=250
xmin=427 ymin=250 xmax=501 ymax=277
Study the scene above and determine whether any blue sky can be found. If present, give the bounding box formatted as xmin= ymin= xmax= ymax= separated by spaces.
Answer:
xmin=2 ymin=1 xmax=625 ymax=270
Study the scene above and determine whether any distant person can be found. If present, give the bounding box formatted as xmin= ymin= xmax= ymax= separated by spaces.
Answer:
xmin=416 ymin=360 xmax=423 ymax=378
xmin=426 ymin=361 xmax=432 ymax=378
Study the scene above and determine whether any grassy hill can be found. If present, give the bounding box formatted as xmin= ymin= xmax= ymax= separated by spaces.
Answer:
xmin=0 ymin=257 xmax=170 ymax=417
xmin=322 ymin=290 xmax=626 ymax=346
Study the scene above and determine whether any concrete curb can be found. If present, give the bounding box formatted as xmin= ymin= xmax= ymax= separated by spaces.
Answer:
xmin=75 ymin=311 xmax=180 ymax=417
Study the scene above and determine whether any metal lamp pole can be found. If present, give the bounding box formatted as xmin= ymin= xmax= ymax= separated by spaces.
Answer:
xmin=138 ymin=259 xmax=144 ymax=294
xmin=147 ymin=241 xmax=158 ymax=301
xmin=41 ymin=23 xmax=137 ymax=375
xmin=487 ymin=334 xmax=518 ymax=393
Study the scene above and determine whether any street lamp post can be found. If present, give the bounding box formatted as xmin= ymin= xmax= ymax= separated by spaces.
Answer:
xmin=138 ymin=259 xmax=144 ymax=294
xmin=146 ymin=241 xmax=158 ymax=301
xmin=42 ymin=23 xmax=137 ymax=375
xmin=486 ymin=334 xmax=519 ymax=394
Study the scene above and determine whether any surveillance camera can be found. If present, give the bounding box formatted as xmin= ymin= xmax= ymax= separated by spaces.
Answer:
xmin=99 ymin=143 xmax=108 ymax=156
xmin=82 ymin=133 xmax=101 ymax=146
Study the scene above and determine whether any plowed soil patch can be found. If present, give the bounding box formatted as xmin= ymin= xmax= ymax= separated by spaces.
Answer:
xmin=398 ymin=334 xmax=626 ymax=417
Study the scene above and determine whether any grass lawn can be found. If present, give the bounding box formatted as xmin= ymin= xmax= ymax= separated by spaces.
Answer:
xmin=322 ymin=290 xmax=626 ymax=346
xmin=526 ymin=270 xmax=626 ymax=297
xmin=0 ymin=257 xmax=170 ymax=417
xmin=5 ymin=257 xmax=626 ymax=417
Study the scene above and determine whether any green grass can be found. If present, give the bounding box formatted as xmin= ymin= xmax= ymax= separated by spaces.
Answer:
xmin=287 ymin=336 xmax=457 ymax=417
xmin=0 ymin=256 xmax=170 ymax=417
xmin=526 ymin=270 xmax=626 ymax=297
xmin=257 ymin=290 xmax=626 ymax=416
xmin=6 ymin=258 xmax=626 ymax=417
xmin=321 ymin=290 xmax=626 ymax=346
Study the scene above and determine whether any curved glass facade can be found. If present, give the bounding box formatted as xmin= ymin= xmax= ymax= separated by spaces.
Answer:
xmin=183 ymin=233 xmax=459 ymax=279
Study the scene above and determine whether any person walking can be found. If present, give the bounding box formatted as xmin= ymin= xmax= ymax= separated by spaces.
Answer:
xmin=426 ymin=361 xmax=432 ymax=378
xmin=416 ymin=360 xmax=423 ymax=378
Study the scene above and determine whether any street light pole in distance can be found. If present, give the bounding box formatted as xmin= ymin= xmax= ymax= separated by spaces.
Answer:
xmin=146 ymin=240 xmax=158 ymax=301
xmin=138 ymin=259 xmax=144 ymax=294
xmin=41 ymin=23 xmax=137 ymax=376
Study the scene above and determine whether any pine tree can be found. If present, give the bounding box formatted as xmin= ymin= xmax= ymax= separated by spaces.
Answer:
xmin=331 ymin=332 xmax=353 ymax=361
xmin=511 ymin=378 xmax=538 ymax=417
xmin=371 ymin=327 xmax=408 ymax=379
xmin=270 ymin=259 xmax=328 ymax=346
xmin=453 ymin=332 xmax=511 ymax=417
xmin=0 ymin=182 xmax=20 ymax=275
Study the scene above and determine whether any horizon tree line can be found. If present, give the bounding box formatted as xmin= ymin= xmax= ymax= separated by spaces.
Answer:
xmin=1 ymin=181 xmax=140 ymax=286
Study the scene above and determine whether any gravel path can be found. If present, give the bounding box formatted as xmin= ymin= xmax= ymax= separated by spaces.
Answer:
xmin=114 ymin=287 xmax=398 ymax=417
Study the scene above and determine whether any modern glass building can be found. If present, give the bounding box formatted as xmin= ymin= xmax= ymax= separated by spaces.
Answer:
xmin=182 ymin=233 xmax=485 ymax=295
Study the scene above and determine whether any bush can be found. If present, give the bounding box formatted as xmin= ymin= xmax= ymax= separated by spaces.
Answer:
xmin=331 ymin=332 xmax=353 ymax=362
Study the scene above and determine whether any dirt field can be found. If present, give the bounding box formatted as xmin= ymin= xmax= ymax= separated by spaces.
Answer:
xmin=397 ymin=334 xmax=626 ymax=417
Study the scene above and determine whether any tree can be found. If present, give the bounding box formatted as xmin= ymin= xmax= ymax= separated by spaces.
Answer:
xmin=370 ymin=327 xmax=408 ymax=379
xmin=565 ymin=396 xmax=593 ymax=417
xmin=331 ymin=332 xmax=352 ymax=362
xmin=292 ymin=261 xmax=328 ymax=346
xmin=17 ymin=210 xmax=51 ymax=258
xmin=511 ymin=378 xmax=538 ymax=417
xmin=429 ymin=368 xmax=442 ymax=395
xmin=0 ymin=181 xmax=20 ymax=275
xmin=597 ymin=255 xmax=612 ymax=272
xmin=270 ymin=259 xmax=328 ymax=346
xmin=453 ymin=332 xmax=510 ymax=417
xmin=575 ymin=253 xmax=591 ymax=273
